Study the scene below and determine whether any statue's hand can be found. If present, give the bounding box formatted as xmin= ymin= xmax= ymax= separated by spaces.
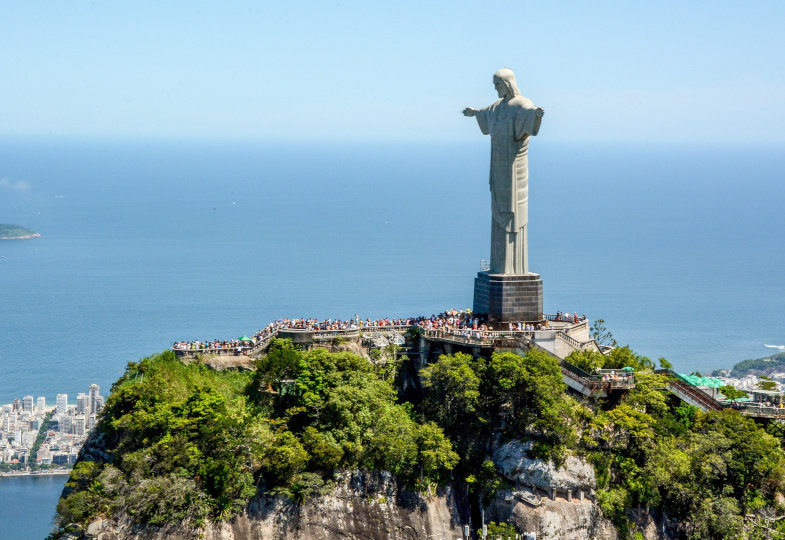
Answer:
xmin=536 ymin=108 xmax=545 ymax=118
xmin=462 ymin=107 xmax=476 ymax=117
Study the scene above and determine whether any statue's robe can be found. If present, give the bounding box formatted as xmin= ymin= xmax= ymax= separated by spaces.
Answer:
xmin=474 ymin=96 xmax=541 ymax=275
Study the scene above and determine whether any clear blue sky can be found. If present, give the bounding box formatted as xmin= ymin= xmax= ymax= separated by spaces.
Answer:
xmin=2 ymin=1 xmax=784 ymax=143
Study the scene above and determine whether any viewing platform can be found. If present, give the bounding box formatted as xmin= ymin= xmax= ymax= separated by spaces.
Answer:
xmin=170 ymin=313 xmax=785 ymax=421
xmin=171 ymin=315 xmax=599 ymax=362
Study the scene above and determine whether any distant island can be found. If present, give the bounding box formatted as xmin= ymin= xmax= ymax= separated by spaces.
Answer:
xmin=713 ymin=350 xmax=785 ymax=378
xmin=0 ymin=224 xmax=40 ymax=240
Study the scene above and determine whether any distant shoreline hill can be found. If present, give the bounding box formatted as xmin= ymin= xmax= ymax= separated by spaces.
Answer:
xmin=0 ymin=224 xmax=40 ymax=240
xmin=712 ymin=351 xmax=785 ymax=377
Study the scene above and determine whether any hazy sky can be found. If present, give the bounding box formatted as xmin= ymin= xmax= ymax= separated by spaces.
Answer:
xmin=2 ymin=1 xmax=784 ymax=143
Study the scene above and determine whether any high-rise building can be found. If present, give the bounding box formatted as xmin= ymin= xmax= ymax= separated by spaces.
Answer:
xmin=89 ymin=384 xmax=100 ymax=417
xmin=76 ymin=393 xmax=88 ymax=415
xmin=59 ymin=415 xmax=72 ymax=434
xmin=12 ymin=398 xmax=20 ymax=412
xmin=73 ymin=416 xmax=86 ymax=436
xmin=22 ymin=395 xmax=34 ymax=413
xmin=94 ymin=395 xmax=104 ymax=414
xmin=37 ymin=396 xmax=46 ymax=413
xmin=56 ymin=394 xmax=68 ymax=415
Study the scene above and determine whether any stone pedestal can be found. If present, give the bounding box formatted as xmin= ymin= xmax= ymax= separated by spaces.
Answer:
xmin=473 ymin=271 xmax=543 ymax=323
xmin=277 ymin=329 xmax=314 ymax=346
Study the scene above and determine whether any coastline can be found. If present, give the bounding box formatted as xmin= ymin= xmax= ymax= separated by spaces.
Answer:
xmin=0 ymin=469 xmax=71 ymax=478
xmin=0 ymin=233 xmax=41 ymax=240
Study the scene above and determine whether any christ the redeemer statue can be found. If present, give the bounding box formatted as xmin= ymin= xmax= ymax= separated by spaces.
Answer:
xmin=463 ymin=68 xmax=544 ymax=275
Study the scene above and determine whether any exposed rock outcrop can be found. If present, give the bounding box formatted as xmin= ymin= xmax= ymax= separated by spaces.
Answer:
xmin=81 ymin=470 xmax=464 ymax=540
xmin=78 ymin=451 xmax=621 ymax=539
xmin=485 ymin=493 xmax=617 ymax=540
xmin=493 ymin=440 xmax=596 ymax=493
xmin=485 ymin=440 xmax=617 ymax=540
xmin=71 ymin=437 xmax=628 ymax=539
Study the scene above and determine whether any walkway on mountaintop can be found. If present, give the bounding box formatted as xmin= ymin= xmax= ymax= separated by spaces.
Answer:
xmin=171 ymin=320 xmax=784 ymax=421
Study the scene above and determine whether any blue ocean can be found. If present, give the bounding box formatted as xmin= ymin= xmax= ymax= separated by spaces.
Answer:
xmin=1 ymin=138 xmax=784 ymax=537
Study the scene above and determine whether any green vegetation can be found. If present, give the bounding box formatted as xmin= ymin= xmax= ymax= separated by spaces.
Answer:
xmin=591 ymin=318 xmax=617 ymax=347
xmin=714 ymin=352 xmax=785 ymax=378
xmin=419 ymin=349 xmax=575 ymax=506
xmin=486 ymin=521 xmax=518 ymax=538
xmin=566 ymin=346 xmax=655 ymax=373
xmin=583 ymin=372 xmax=785 ymax=538
xmin=0 ymin=224 xmax=38 ymax=239
xmin=54 ymin=343 xmax=458 ymax=534
xmin=0 ymin=462 xmax=27 ymax=472
xmin=29 ymin=411 xmax=54 ymax=463
xmin=53 ymin=341 xmax=785 ymax=539
xmin=719 ymin=385 xmax=749 ymax=401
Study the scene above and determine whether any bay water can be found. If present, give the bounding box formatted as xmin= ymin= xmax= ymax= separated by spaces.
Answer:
xmin=1 ymin=138 xmax=783 ymax=537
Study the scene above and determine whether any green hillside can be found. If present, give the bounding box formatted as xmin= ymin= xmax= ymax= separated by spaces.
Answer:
xmin=713 ymin=351 xmax=785 ymax=377
xmin=52 ymin=342 xmax=785 ymax=539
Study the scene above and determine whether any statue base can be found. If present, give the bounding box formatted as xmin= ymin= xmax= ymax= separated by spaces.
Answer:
xmin=473 ymin=271 xmax=543 ymax=323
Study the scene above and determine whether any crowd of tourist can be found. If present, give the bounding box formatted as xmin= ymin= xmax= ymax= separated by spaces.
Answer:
xmin=172 ymin=308 xmax=586 ymax=353
xmin=172 ymin=339 xmax=250 ymax=352
xmin=600 ymin=371 xmax=634 ymax=383
xmin=554 ymin=311 xmax=587 ymax=323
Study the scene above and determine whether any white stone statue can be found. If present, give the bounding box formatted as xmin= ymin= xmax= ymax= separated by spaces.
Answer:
xmin=464 ymin=68 xmax=544 ymax=275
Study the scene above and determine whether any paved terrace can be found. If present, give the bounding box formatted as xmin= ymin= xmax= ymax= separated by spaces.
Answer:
xmin=171 ymin=316 xmax=784 ymax=420
xmin=172 ymin=313 xmax=598 ymax=359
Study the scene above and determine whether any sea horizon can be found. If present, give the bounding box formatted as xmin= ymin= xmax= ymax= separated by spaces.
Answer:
xmin=1 ymin=137 xmax=784 ymax=537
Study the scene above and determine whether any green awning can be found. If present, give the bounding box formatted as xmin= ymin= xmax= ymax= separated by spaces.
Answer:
xmin=680 ymin=374 xmax=724 ymax=388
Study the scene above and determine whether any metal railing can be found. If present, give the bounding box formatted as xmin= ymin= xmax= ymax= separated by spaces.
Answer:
xmin=555 ymin=331 xmax=583 ymax=349
xmin=421 ymin=329 xmax=495 ymax=346
xmin=172 ymin=345 xmax=252 ymax=356
xmin=172 ymin=319 xmax=596 ymax=357
xmin=559 ymin=360 xmax=636 ymax=392
xmin=655 ymin=369 xmax=723 ymax=411
xmin=420 ymin=328 xmax=541 ymax=347
xmin=734 ymin=404 xmax=785 ymax=418
xmin=545 ymin=313 xmax=588 ymax=323
xmin=313 ymin=329 xmax=361 ymax=340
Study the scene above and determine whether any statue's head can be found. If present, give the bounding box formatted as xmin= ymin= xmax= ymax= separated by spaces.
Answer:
xmin=493 ymin=68 xmax=521 ymax=99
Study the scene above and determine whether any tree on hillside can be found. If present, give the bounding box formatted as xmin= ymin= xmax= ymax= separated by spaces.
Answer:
xmin=566 ymin=350 xmax=605 ymax=373
xmin=758 ymin=376 xmax=777 ymax=391
xmin=720 ymin=385 xmax=748 ymax=401
xmin=604 ymin=346 xmax=655 ymax=371
xmin=591 ymin=318 xmax=617 ymax=347
xmin=484 ymin=350 xmax=574 ymax=459
xmin=419 ymin=353 xmax=481 ymax=438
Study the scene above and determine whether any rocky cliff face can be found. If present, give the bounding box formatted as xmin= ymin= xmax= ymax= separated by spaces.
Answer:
xmin=75 ymin=445 xmax=625 ymax=540
xmin=79 ymin=470 xmax=464 ymax=540
xmin=485 ymin=440 xmax=617 ymax=540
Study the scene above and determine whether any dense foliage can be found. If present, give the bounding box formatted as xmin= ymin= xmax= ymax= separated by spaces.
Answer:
xmin=55 ymin=343 xmax=458 ymax=533
xmin=582 ymin=372 xmax=785 ymax=538
xmin=566 ymin=346 xmax=656 ymax=373
xmin=419 ymin=350 xmax=574 ymax=467
xmin=54 ymin=341 xmax=785 ymax=539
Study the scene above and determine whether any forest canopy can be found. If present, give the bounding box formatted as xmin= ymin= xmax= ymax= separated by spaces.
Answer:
xmin=54 ymin=341 xmax=785 ymax=540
